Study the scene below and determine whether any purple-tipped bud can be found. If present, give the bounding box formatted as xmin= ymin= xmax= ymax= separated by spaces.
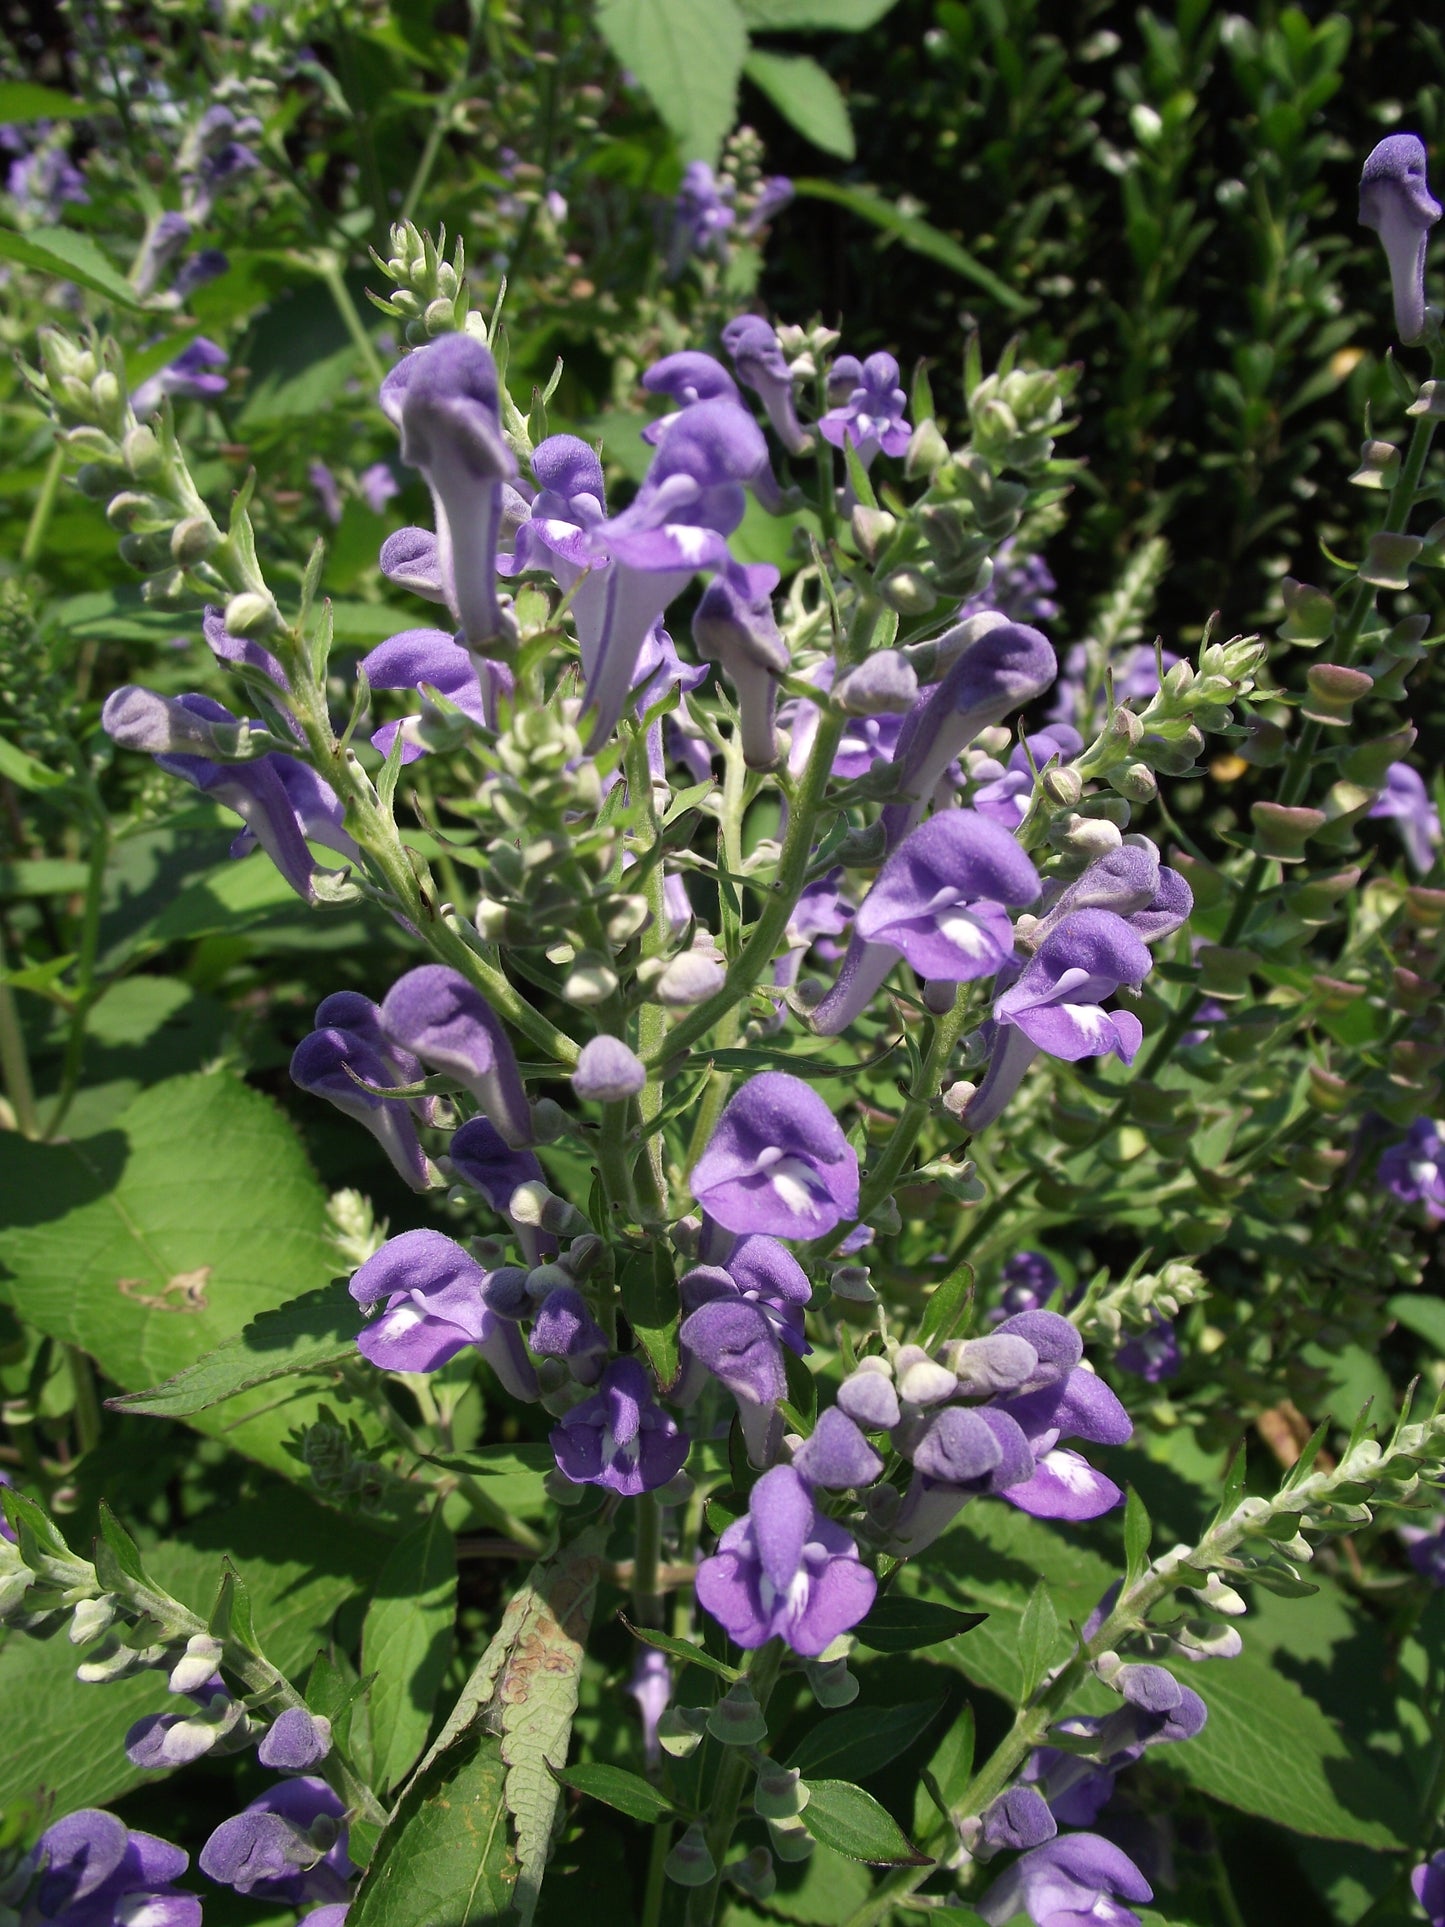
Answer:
xmin=1360 ymin=134 xmax=1441 ymax=343
xmin=721 ymin=314 xmax=809 ymax=455
xmin=258 ymin=1708 xmax=333 ymax=1770
xmin=571 ymin=1035 xmax=647 ymax=1101
xmin=791 ymin=1407 xmax=883 ymax=1489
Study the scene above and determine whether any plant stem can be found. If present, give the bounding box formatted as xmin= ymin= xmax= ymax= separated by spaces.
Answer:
xmin=46 ymin=814 xmax=111 ymax=1141
xmin=641 ymin=1817 xmax=673 ymax=1927
xmin=316 ymin=256 xmax=387 ymax=393
xmin=686 ymin=1639 xmax=786 ymax=1926
xmin=0 ymin=921 xmax=39 ymax=1139
xmin=853 ymin=992 xmax=973 ymax=1225
xmin=21 ymin=443 xmax=65 ymax=570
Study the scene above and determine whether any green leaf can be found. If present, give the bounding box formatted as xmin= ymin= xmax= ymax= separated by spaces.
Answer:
xmin=800 ymin=1781 xmax=931 ymax=1866
xmin=1159 ymin=1650 xmax=1409 ymax=1849
xmin=742 ymin=0 xmax=899 ymax=25
xmin=1122 ymin=1486 xmax=1153 ymax=1585
xmin=108 ymin=1280 xmax=360 ymax=1418
xmin=786 ymin=1700 xmax=942 ymax=1781
xmin=913 ymin=1705 xmax=973 ymax=1837
xmin=618 ymin=1248 xmax=680 ymax=1389
xmin=854 ymin=1595 xmax=986 ymax=1654
xmin=554 ymin=1761 xmax=676 ymax=1822
xmin=0 ymin=226 xmax=144 ymax=309
xmin=0 ymin=734 xmax=68 ymax=793
xmin=0 ymin=1071 xmax=345 ymax=1478
xmin=0 ymin=82 xmax=88 ymax=120
xmin=1016 ymin=1581 xmax=1062 ymax=1703
xmin=743 ymin=50 xmax=854 ymax=159
xmin=1389 ymin=1293 xmax=1445 ymax=1355
xmin=96 ymin=1504 xmax=151 ymax=1590
xmin=348 ymin=1731 xmax=517 ymax=1927
xmin=618 ymin=1615 xmax=740 ymax=1681
xmin=594 ymin=0 xmax=748 ymax=164
xmin=792 ymin=180 xmax=1032 ymax=315
xmin=916 ymin=1257 xmax=974 ymax=1349
xmin=362 ymin=1510 xmax=458 ymax=1794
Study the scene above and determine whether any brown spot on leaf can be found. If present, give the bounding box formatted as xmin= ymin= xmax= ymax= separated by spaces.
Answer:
xmin=117 ymin=1266 xmax=212 ymax=1312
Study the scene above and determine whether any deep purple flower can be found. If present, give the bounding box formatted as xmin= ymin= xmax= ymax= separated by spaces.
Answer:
xmin=974 ymin=1785 xmax=1057 ymax=1857
xmin=819 ymin=352 xmax=910 ymax=467
xmin=550 ymin=1357 xmax=689 ymax=1495
xmin=641 ymin=353 xmax=742 ymax=444
xmin=976 ymin=1832 xmax=1152 ymax=1927
xmin=384 ymin=335 xmax=518 ymax=650
xmin=175 ymin=249 xmax=229 ymax=298
xmin=359 ymin=626 xmax=507 ymax=762
xmin=964 ymin=910 xmax=1153 ymax=1134
xmin=1378 ymin=1116 xmax=1445 ymax=1219
xmin=1360 ymin=133 xmax=1441 ymax=342
xmin=694 ymin=1463 xmax=876 ymax=1656
xmin=131 ymin=338 xmax=228 ymax=417
xmin=971 ymin=726 xmax=1083 ymax=830
xmin=884 ymin=623 xmax=1059 ymax=846
xmin=959 ymin=537 xmax=1060 ymax=627
xmin=531 ymin=1286 xmax=610 ymax=1384
xmin=380 ymin=966 xmax=532 ymax=1148
xmin=1117 ymin=1316 xmax=1180 ymax=1383
xmin=348 ymin=1228 xmax=538 ymax=1397
xmin=887 ymin=1404 xmax=1036 ymax=1554
xmin=290 ymin=997 xmax=435 ymax=1191
xmin=446 ymin=1116 xmax=554 ymax=1264
xmin=1370 ymin=761 xmax=1441 ymax=874
xmin=722 ymin=315 xmax=809 ymax=455
xmin=991 ymin=1251 xmax=1061 ymax=1320
xmin=202 ymin=603 xmax=290 ymax=695
xmin=679 ymin=1296 xmax=787 ymax=1466
xmin=199 ymin=1777 xmax=352 ymax=1907
xmin=811 ymin=809 xmax=1040 ymax=1035
xmin=1414 ymin=1853 xmax=1445 ymax=1926
xmin=20 ymin=1809 xmax=199 ymax=1927
xmin=258 ymin=1708 xmax=333 ymax=1771
xmin=690 ymin=1071 xmax=860 ymax=1239
xmin=692 ymin=561 xmax=788 ymax=768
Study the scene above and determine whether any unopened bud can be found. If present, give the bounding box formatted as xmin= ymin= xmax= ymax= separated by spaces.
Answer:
xmin=169 ymin=1632 xmax=225 ymax=1695
xmin=879 ymin=568 xmax=936 ymax=615
xmin=223 ymin=591 xmax=280 ymax=638
xmin=561 ymin=959 xmax=619 ymax=1005
xmin=657 ymin=1705 xmax=709 ymax=1759
xmin=122 ymin=424 xmax=164 ymax=476
xmin=754 ymin=1764 xmax=810 ymax=1821
xmin=508 ymin=1181 xmax=588 ymax=1235
xmin=707 ymin=1681 xmax=768 ymax=1746
xmin=830 ymin=1264 xmax=877 ymax=1304
xmin=665 ymin=1824 xmax=716 ymax=1888
xmin=69 ymin=1596 xmax=117 ymax=1645
xmin=850 ymin=504 xmax=897 ymax=562
xmin=1040 ymin=765 xmax=1083 ymax=808
xmin=767 ymin=1814 xmax=816 ymax=1863
xmin=803 ymin=1655 xmax=858 ymax=1707
xmin=171 ymin=515 xmax=219 ymax=565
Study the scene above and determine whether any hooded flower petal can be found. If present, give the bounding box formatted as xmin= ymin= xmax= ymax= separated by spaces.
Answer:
xmin=976 ymin=1832 xmax=1151 ymax=1927
xmin=722 ymin=314 xmax=809 ymax=455
xmin=550 ymin=1356 xmax=689 ymax=1495
xmin=380 ymin=966 xmax=531 ymax=1147
xmin=1360 ymin=133 xmax=1442 ymax=343
xmin=690 ymin=1071 xmax=860 ymax=1239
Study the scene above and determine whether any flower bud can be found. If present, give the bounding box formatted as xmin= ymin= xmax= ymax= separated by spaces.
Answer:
xmin=122 ymin=424 xmax=164 ymax=477
xmin=171 ymin=515 xmax=219 ymax=565
xmin=754 ymin=1764 xmax=810 ymax=1821
xmin=707 ymin=1681 xmax=768 ymax=1746
xmin=878 ymin=568 xmax=937 ymax=615
xmin=223 ymin=591 xmax=281 ymax=638
xmin=1040 ymin=764 xmax=1083 ymax=808
xmin=561 ymin=958 xmax=619 ymax=1006
xmin=665 ymin=1824 xmax=716 ymax=1887
xmin=169 ymin=1632 xmax=225 ymax=1695
xmin=69 ymin=1595 xmax=117 ymax=1645
xmin=767 ymin=1815 xmax=816 ymax=1863
xmin=803 ymin=1655 xmax=859 ymax=1707
xmin=830 ymin=1264 xmax=878 ymax=1304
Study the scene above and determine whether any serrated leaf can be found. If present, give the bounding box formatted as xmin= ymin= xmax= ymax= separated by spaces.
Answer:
xmin=743 ymin=50 xmax=855 ymax=159
xmin=800 ymin=1781 xmax=931 ymax=1866
xmin=108 ymin=1279 xmax=358 ymax=1417
xmin=853 ymin=1596 xmax=985 ymax=1654
xmin=595 ymin=0 xmax=748 ymax=165
xmin=1016 ymin=1581 xmax=1062 ymax=1703
xmin=554 ymin=1761 xmax=676 ymax=1822
xmin=348 ymin=1731 xmax=517 ymax=1927
xmin=792 ymin=180 xmax=1032 ymax=315
xmin=786 ymin=1700 xmax=942 ymax=1781
xmin=0 ymin=225 xmax=144 ymax=308
xmin=362 ymin=1510 xmax=458 ymax=1794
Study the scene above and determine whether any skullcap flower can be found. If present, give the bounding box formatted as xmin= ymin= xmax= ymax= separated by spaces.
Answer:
xmin=380 ymin=966 xmax=532 ymax=1148
xmin=818 ymin=352 xmax=910 ymax=466
xmin=791 ymin=1407 xmax=884 ymax=1489
xmin=1414 ymin=1852 xmax=1445 ymax=1925
xmin=976 ymin=1832 xmax=1152 ymax=1927
xmin=359 ymin=627 xmax=499 ymax=762
xmin=692 ymin=561 xmax=789 ymax=768
xmin=721 ymin=314 xmax=809 ymax=455
xmin=349 ymin=1228 xmax=538 ymax=1398
xmin=22 ymin=1809 xmax=200 ymax=1927
xmin=1359 ymin=133 xmax=1441 ymax=343
xmin=550 ymin=1356 xmax=689 ymax=1495
xmin=690 ymin=1071 xmax=859 ymax=1239
xmin=199 ymin=1777 xmax=352 ymax=1906
xmin=680 ymin=1296 xmax=787 ymax=1466
xmin=571 ymin=1035 xmax=647 ymax=1101
xmin=1369 ymin=761 xmax=1441 ymax=874
xmin=290 ymin=1011 xmax=435 ymax=1192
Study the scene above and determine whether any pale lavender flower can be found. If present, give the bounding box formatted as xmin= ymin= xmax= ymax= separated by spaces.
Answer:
xmin=791 ymin=1407 xmax=883 ymax=1489
xmin=722 ymin=314 xmax=808 ymax=454
xmin=18 ymin=1810 xmax=199 ymax=1927
xmin=571 ymin=1036 xmax=647 ymax=1101
xmin=811 ymin=809 xmax=1040 ymax=1036
xmin=258 ymin=1708 xmax=333 ymax=1771
xmin=310 ymin=461 xmax=343 ymax=525
xmin=124 ymin=1683 xmax=244 ymax=1769
xmin=819 ymin=352 xmax=910 ymax=467
xmin=642 ymin=352 xmax=742 ymax=445
xmin=1378 ymin=1116 xmax=1445 ymax=1220
xmin=671 ymin=161 xmax=735 ymax=267
xmin=202 ymin=603 xmax=290 ymax=694
xmin=348 ymin=1228 xmax=538 ymax=1397
xmin=973 ymin=1785 xmax=1057 ymax=1858
xmin=550 ymin=1357 xmax=689 ymax=1494
xmin=976 ymin=1833 xmax=1152 ymax=1927
xmin=740 ymin=176 xmax=794 ymax=237
xmin=782 ymin=663 xmax=911 ymax=783
xmin=1369 ymin=762 xmax=1441 ymax=874
xmin=694 ymin=1463 xmax=877 ymax=1655
xmin=380 ymin=966 xmax=532 ymax=1148
xmin=360 ymin=461 xmax=400 ymax=513
xmin=1414 ymin=1854 xmax=1445 ymax=1926
xmin=628 ymin=1648 xmax=672 ymax=1766
xmin=959 ymin=537 xmax=1060 ymax=626
xmin=690 ymin=1071 xmax=860 ymax=1239
xmin=1360 ymin=133 xmax=1442 ymax=343
xmin=131 ymin=338 xmax=228 ymax=416
xmin=692 ymin=561 xmax=788 ymax=768
xmin=359 ymin=626 xmax=506 ymax=763
xmin=199 ymin=1777 xmax=352 ymax=1907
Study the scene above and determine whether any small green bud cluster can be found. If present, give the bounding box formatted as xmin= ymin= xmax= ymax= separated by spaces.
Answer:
xmin=286 ymin=1407 xmax=386 ymax=1512
xmin=369 ymin=222 xmax=470 ymax=344
xmin=966 ymin=360 xmax=1076 ymax=477
xmin=1077 ymin=1259 xmax=1208 ymax=1340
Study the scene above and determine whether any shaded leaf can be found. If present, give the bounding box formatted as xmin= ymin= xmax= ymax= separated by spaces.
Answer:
xmin=792 ymin=180 xmax=1032 ymax=314
xmin=742 ymin=0 xmax=899 ymax=25
xmin=0 ymin=225 xmax=144 ymax=308
xmin=0 ymin=82 xmax=88 ymax=120
xmin=800 ymin=1781 xmax=931 ymax=1866
xmin=595 ymin=0 xmax=748 ymax=165
xmin=362 ymin=1510 xmax=458 ymax=1794
xmin=554 ymin=1762 xmax=676 ymax=1822
xmin=619 ymin=1615 xmax=741 ymax=1681
xmin=786 ymin=1700 xmax=942 ymax=1781
xmin=854 ymin=1596 xmax=985 ymax=1654
xmin=743 ymin=51 xmax=854 ymax=159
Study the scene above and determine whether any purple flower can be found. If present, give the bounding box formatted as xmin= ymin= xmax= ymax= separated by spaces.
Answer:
xmin=692 ymin=561 xmax=788 ymax=769
xmin=175 ymin=249 xmax=229 ymax=298
xmin=531 ymin=1286 xmax=610 ymax=1384
xmin=973 ymin=1785 xmax=1057 ymax=1857
xmin=1378 ymin=1116 xmax=1445 ymax=1219
xmin=348 ymin=1228 xmax=538 ymax=1397
xmin=1415 ymin=1853 xmax=1445 ymax=1926
xmin=550 ymin=1357 xmax=689 ymax=1495
xmin=740 ymin=176 xmax=794 ymax=237
xmin=819 ymin=352 xmax=910 ymax=467
xmin=5 ymin=139 xmax=88 ymax=222
xmin=694 ymin=1463 xmax=877 ymax=1656
xmin=791 ymin=1407 xmax=884 ymax=1489
xmin=887 ymin=1404 xmax=1036 ymax=1554
xmin=1400 ymin=1515 xmax=1445 ymax=1586
xmin=199 ymin=1777 xmax=352 ymax=1907
xmin=380 ymin=966 xmax=532 ymax=1148
xmin=1360 ymin=133 xmax=1441 ymax=342
xmin=964 ymin=910 xmax=1154 ymax=1134
xmin=722 ymin=315 xmax=808 ymax=455
xmin=959 ymin=537 xmax=1060 ymax=627
xmin=19 ymin=1809 xmax=199 ymax=1927
xmin=990 ymin=1251 xmax=1060 ymax=1320
xmin=811 ymin=809 xmax=1040 ymax=1035
xmin=0 ymin=1468 xmax=15 ymax=1542
xmin=690 ymin=1071 xmax=860 ymax=1240
xmin=359 ymin=626 xmax=507 ymax=763
xmin=1370 ymin=761 xmax=1441 ymax=874
xmin=679 ymin=1296 xmax=787 ymax=1465
xmin=971 ymin=726 xmax=1082 ymax=830
xmin=310 ymin=461 xmax=343 ymax=526
xmin=446 ymin=1116 xmax=554 ymax=1264
xmin=571 ymin=1036 xmax=647 ymax=1101
xmin=131 ymin=338 xmax=229 ymax=417
xmin=671 ymin=161 xmax=735 ymax=267
xmin=642 ymin=353 xmax=742 ymax=444
xmin=384 ymin=335 xmax=518 ymax=650
xmin=976 ymin=1833 xmax=1152 ymax=1927
xmin=884 ymin=623 xmax=1059 ymax=847
xmin=125 ymin=1683 xmax=244 ymax=1768
xmin=360 ymin=461 xmax=400 ymax=514
xmin=202 ymin=603 xmax=291 ymax=695
xmin=628 ymin=1648 xmax=672 ymax=1765
xmin=1116 ymin=1317 xmax=1179 ymax=1383
xmin=291 ymin=995 xmax=435 ymax=1191
xmin=258 ymin=1708 xmax=334 ymax=1771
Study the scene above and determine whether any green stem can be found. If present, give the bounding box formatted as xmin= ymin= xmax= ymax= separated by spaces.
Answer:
xmin=632 ymin=1491 xmax=663 ymax=1629
xmin=686 ymin=1640 xmax=787 ymax=1926
xmin=852 ymin=992 xmax=973 ymax=1227
xmin=316 ymin=256 xmax=387 ymax=393
xmin=21 ymin=444 xmax=65 ymax=570
xmin=46 ymin=815 xmax=110 ymax=1142
xmin=0 ymin=921 xmax=39 ymax=1139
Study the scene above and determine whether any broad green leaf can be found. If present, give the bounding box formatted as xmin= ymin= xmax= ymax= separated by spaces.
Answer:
xmin=0 ymin=82 xmax=88 ymax=120
xmin=0 ymin=226 xmax=144 ymax=309
xmin=1389 ymin=1293 xmax=1445 ymax=1355
xmin=348 ymin=1731 xmax=517 ymax=1927
xmin=109 ymin=1281 xmax=359 ymax=1418
xmin=913 ymin=1705 xmax=974 ymax=1838
xmin=786 ymin=1700 xmax=942 ymax=1781
xmin=0 ymin=859 xmax=90 ymax=898
xmin=742 ymin=0 xmax=899 ymax=26
xmin=723 ymin=1844 xmax=872 ymax=1923
xmin=853 ymin=1596 xmax=986 ymax=1654
xmin=800 ymin=1781 xmax=931 ymax=1866
xmin=0 ymin=1481 xmax=388 ymax=1816
xmin=554 ymin=1761 xmax=676 ymax=1822
xmin=618 ymin=1247 xmax=680 ymax=1388
xmin=0 ymin=1071 xmax=343 ymax=1477
xmin=1159 ymin=1650 xmax=1409 ymax=1848
xmin=594 ymin=0 xmax=748 ymax=165
xmin=792 ymin=180 xmax=1033 ymax=315
xmin=743 ymin=51 xmax=854 ymax=160
xmin=362 ymin=1510 xmax=458 ymax=1794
